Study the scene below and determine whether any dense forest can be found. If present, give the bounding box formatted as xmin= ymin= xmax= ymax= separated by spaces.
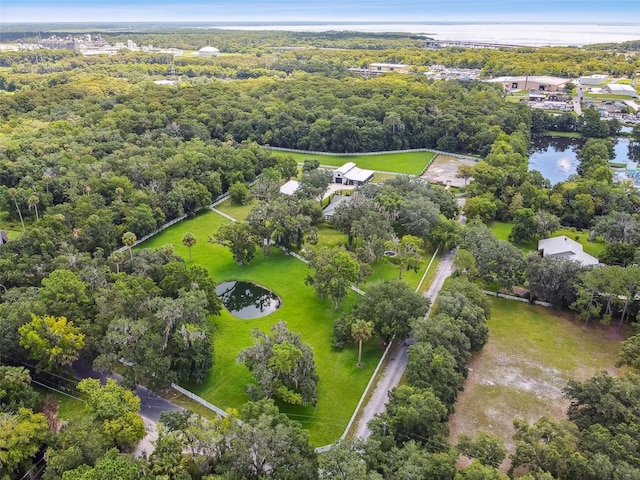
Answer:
xmin=1 ymin=28 xmax=640 ymax=479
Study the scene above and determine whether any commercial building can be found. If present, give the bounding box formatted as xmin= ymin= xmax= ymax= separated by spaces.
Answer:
xmin=198 ymin=46 xmax=220 ymax=57
xmin=606 ymin=84 xmax=638 ymax=98
xmin=368 ymin=63 xmax=412 ymax=75
xmin=487 ymin=75 xmax=570 ymax=92
xmin=578 ymin=74 xmax=609 ymax=86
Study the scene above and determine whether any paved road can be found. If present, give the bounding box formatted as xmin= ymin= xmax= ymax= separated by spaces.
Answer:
xmin=573 ymin=96 xmax=583 ymax=115
xmin=73 ymin=362 xmax=182 ymax=422
xmin=354 ymin=341 xmax=408 ymax=438
xmin=354 ymin=199 xmax=466 ymax=439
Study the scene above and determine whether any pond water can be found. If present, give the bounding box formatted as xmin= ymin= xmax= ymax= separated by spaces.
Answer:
xmin=528 ymin=135 xmax=640 ymax=185
xmin=215 ymin=281 xmax=281 ymax=319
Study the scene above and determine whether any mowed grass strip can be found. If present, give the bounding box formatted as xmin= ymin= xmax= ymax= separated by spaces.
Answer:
xmin=274 ymin=150 xmax=435 ymax=175
xmin=448 ymin=297 xmax=621 ymax=452
xmin=140 ymin=210 xmax=382 ymax=445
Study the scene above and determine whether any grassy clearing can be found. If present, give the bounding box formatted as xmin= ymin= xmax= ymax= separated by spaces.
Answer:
xmin=448 ymin=297 xmax=622 ymax=452
xmin=275 ymin=150 xmax=435 ymax=175
xmin=541 ymin=131 xmax=583 ymax=138
xmin=34 ymin=388 xmax=87 ymax=423
xmin=140 ymin=210 xmax=382 ymax=445
xmin=584 ymin=93 xmax=636 ymax=101
xmin=372 ymin=172 xmax=399 ymax=183
xmin=489 ymin=221 xmax=606 ymax=257
xmin=214 ymin=198 xmax=258 ymax=222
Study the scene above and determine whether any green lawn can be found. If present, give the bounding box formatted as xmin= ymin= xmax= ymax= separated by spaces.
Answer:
xmin=34 ymin=388 xmax=87 ymax=423
xmin=449 ymin=297 xmax=622 ymax=452
xmin=489 ymin=221 xmax=606 ymax=258
xmin=274 ymin=150 xmax=435 ymax=175
xmin=140 ymin=210 xmax=382 ymax=445
xmin=214 ymin=198 xmax=258 ymax=222
xmin=541 ymin=131 xmax=583 ymax=138
xmin=360 ymin=246 xmax=436 ymax=293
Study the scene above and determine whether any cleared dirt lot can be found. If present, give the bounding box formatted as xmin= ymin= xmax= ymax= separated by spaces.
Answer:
xmin=422 ymin=154 xmax=477 ymax=188
xmin=448 ymin=297 xmax=622 ymax=458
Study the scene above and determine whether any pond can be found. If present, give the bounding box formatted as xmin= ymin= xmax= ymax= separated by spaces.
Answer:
xmin=528 ymin=135 xmax=640 ymax=184
xmin=215 ymin=281 xmax=281 ymax=319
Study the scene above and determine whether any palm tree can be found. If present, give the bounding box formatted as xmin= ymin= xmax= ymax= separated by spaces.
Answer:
xmin=27 ymin=194 xmax=39 ymax=221
xmin=110 ymin=250 xmax=125 ymax=274
xmin=8 ymin=188 xmax=25 ymax=232
xmin=122 ymin=231 xmax=137 ymax=267
xmin=182 ymin=232 xmax=196 ymax=261
xmin=351 ymin=319 xmax=374 ymax=368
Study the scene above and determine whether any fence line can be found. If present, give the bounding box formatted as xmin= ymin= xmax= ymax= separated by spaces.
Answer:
xmin=211 ymin=208 xmax=237 ymax=223
xmin=340 ymin=335 xmax=396 ymax=441
xmin=211 ymin=192 xmax=231 ymax=207
xmin=114 ymin=191 xmax=233 ymax=253
xmin=415 ymin=246 xmax=440 ymax=293
xmin=482 ymin=290 xmax=552 ymax=307
xmin=263 ymin=145 xmax=479 ymax=162
xmin=286 ymin=250 xmax=309 ymax=264
xmin=171 ymin=383 xmax=244 ymax=426
xmin=115 ymin=214 xmax=188 ymax=252
xmin=349 ymin=285 xmax=366 ymax=296
xmin=315 ymin=163 xmax=416 ymax=177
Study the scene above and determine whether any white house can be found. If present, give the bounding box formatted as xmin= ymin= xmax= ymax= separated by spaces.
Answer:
xmin=333 ymin=162 xmax=374 ymax=186
xmin=538 ymin=235 xmax=599 ymax=266
xmin=279 ymin=179 xmax=300 ymax=196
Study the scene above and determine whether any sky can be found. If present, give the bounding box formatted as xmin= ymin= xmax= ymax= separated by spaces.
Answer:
xmin=2 ymin=0 xmax=640 ymax=24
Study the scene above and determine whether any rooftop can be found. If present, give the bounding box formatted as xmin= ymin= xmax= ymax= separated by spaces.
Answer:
xmin=538 ymin=235 xmax=599 ymax=266
xmin=323 ymin=194 xmax=351 ymax=218
xmin=335 ymin=162 xmax=357 ymax=175
xmin=279 ymin=179 xmax=300 ymax=196
xmin=488 ymin=75 xmax=569 ymax=86
xmin=344 ymin=166 xmax=374 ymax=183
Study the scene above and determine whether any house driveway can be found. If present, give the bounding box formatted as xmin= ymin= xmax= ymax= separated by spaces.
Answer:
xmin=323 ymin=183 xmax=356 ymax=199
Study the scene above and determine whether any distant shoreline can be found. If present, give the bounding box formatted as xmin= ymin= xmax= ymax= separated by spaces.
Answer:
xmin=2 ymin=22 xmax=639 ymax=47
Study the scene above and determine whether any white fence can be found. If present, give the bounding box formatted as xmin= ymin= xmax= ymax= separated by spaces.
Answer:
xmin=482 ymin=290 xmax=552 ymax=307
xmin=263 ymin=145 xmax=479 ymax=162
xmin=171 ymin=383 xmax=244 ymax=426
xmin=115 ymin=214 xmax=188 ymax=253
xmin=339 ymin=335 xmax=396 ymax=441
xmin=115 ymin=192 xmax=232 ymax=253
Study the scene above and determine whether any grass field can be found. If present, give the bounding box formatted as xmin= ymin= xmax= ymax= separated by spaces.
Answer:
xmin=213 ymin=200 xmax=435 ymax=292
xmin=214 ymin=198 xmax=258 ymax=222
xmin=448 ymin=297 xmax=622 ymax=454
xmin=273 ymin=150 xmax=435 ymax=175
xmin=541 ymin=131 xmax=583 ymax=138
xmin=34 ymin=388 xmax=87 ymax=423
xmin=489 ymin=221 xmax=606 ymax=258
xmin=139 ymin=210 xmax=383 ymax=445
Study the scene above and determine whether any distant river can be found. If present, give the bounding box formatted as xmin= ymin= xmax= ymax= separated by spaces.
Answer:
xmin=213 ymin=23 xmax=640 ymax=46
xmin=529 ymin=135 xmax=640 ymax=184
